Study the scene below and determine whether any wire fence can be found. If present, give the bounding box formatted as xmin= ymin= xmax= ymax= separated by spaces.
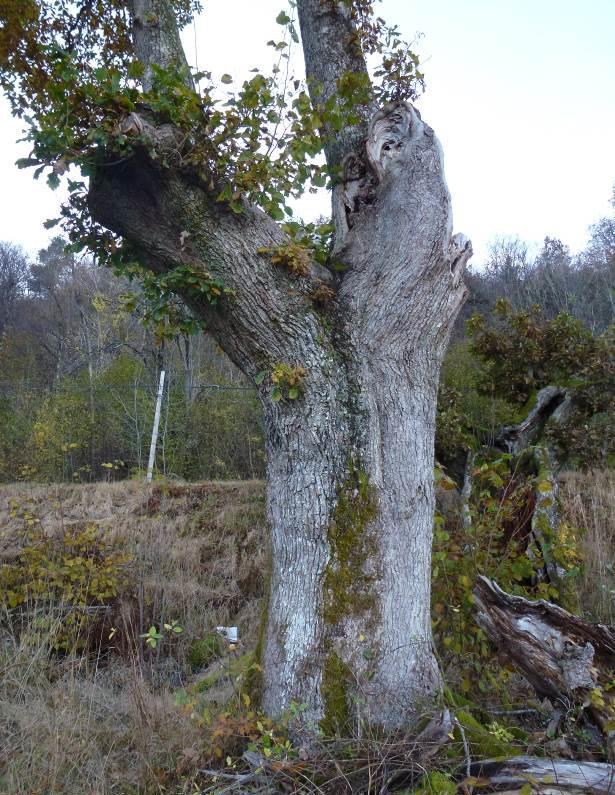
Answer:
xmin=0 ymin=377 xmax=266 ymax=483
xmin=0 ymin=375 xmax=515 ymax=485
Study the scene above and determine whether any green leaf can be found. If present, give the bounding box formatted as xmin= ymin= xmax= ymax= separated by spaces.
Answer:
xmin=276 ymin=11 xmax=291 ymax=25
xmin=288 ymin=386 xmax=299 ymax=400
xmin=271 ymin=387 xmax=282 ymax=402
xmin=220 ymin=74 xmax=233 ymax=84
xmin=16 ymin=157 xmax=40 ymax=169
xmin=127 ymin=60 xmax=145 ymax=79
xmin=254 ymin=370 xmax=267 ymax=385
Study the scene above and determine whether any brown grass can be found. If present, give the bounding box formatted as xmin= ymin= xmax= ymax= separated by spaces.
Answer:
xmin=1 ymin=473 xmax=613 ymax=793
xmin=560 ymin=469 xmax=615 ymax=624
xmin=0 ymin=479 xmax=267 ymax=794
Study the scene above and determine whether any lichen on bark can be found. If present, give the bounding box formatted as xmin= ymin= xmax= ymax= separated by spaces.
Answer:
xmin=319 ymin=461 xmax=380 ymax=733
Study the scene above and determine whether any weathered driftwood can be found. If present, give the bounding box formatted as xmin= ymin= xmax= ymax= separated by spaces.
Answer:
xmin=469 ymin=756 xmax=615 ymax=793
xmin=473 ymin=576 xmax=615 ymax=758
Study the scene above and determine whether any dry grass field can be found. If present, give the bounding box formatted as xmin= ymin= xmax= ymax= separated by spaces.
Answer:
xmin=0 ymin=480 xmax=267 ymax=794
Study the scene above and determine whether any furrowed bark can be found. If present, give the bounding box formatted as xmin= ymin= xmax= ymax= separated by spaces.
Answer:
xmin=89 ymin=0 xmax=472 ymax=732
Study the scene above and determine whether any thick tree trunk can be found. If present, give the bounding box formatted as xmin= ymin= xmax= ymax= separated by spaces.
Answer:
xmin=87 ymin=0 xmax=471 ymax=732
xmin=261 ymin=357 xmax=446 ymax=729
xmin=258 ymin=99 xmax=470 ymax=729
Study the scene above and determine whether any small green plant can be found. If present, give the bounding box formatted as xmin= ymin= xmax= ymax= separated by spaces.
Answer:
xmin=487 ymin=720 xmax=515 ymax=743
xmin=412 ymin=770 xmax=457 ymax=795
xmin=258 ymin=242 xmax=311 ymax=276
xmin=255 ymin=363 xmax=306 ymax=401
xmin=141 ymin=625 xmax=163 ymax=649
xmin=141 ymin=620 xmax=183 ymax=649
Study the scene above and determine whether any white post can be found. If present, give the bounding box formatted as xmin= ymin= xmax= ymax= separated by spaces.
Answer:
xmin=146 ymin=370 xmax=165 ymax=483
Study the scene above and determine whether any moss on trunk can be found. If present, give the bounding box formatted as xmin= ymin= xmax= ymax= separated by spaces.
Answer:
xmin=323 ymin=461 xmax=378 ymax=625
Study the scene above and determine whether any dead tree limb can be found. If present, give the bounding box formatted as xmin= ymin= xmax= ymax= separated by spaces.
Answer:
xmin=496 ymin=386 xmax=567 ymax=456
xmin=473 ymin=576 xmax=615 ymax=758
xmin=469 ymin=756 xmax=615 ymax=793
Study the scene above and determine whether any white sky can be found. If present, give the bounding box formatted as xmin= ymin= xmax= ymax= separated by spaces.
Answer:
xmin=0 ymin=0 xmax=614 ymax=264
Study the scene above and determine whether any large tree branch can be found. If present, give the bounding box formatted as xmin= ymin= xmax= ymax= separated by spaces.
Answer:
xmin=88 ymin=150 xmax=331 ymax=377
xmin=336 ymin=101 xmax=471 ymax=350
xmin=127 ymin=0 xmax=193 ymax=90
xmin=296 ymin=0 xmax=374 ymax=172
xmin=296 ymin=0 xmax=380 ymax=250
xmin=89 ymin=1 xmax=334 ymax=376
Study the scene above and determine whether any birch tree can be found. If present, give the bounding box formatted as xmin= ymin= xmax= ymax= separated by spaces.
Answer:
xmin=0 ymin=0 xmax=472 ymax=731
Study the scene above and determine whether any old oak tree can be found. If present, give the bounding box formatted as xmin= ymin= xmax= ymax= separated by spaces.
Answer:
xmin=0 ymin=0 xmax=472 ymax=731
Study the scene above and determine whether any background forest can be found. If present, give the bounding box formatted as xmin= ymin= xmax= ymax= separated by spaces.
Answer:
xmin=1 ymin=194 xmax=613 ymax=484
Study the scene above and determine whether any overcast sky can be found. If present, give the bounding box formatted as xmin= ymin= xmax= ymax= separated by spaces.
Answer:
xmin=0 ymin=0 xmax=614 ymax=264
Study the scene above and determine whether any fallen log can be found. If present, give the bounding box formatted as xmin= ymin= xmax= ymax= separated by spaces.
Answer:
xmin=473 ymin=576 xmax=615 ymax=758
xmin=468 ymin=755 xmax=615 ymax=793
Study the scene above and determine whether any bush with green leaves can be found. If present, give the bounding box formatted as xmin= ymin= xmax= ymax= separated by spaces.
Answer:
xmin=468 ymin=301 xmax=614 ymax=467
xmin=1 ymin=507 xmax=132 ymax=650
xmin=432 ymin=456 xmax=581 ymax=697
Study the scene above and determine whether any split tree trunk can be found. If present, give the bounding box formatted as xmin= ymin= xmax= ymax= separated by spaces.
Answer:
xmin=87 ymin=0 xmax=471 ymax=731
